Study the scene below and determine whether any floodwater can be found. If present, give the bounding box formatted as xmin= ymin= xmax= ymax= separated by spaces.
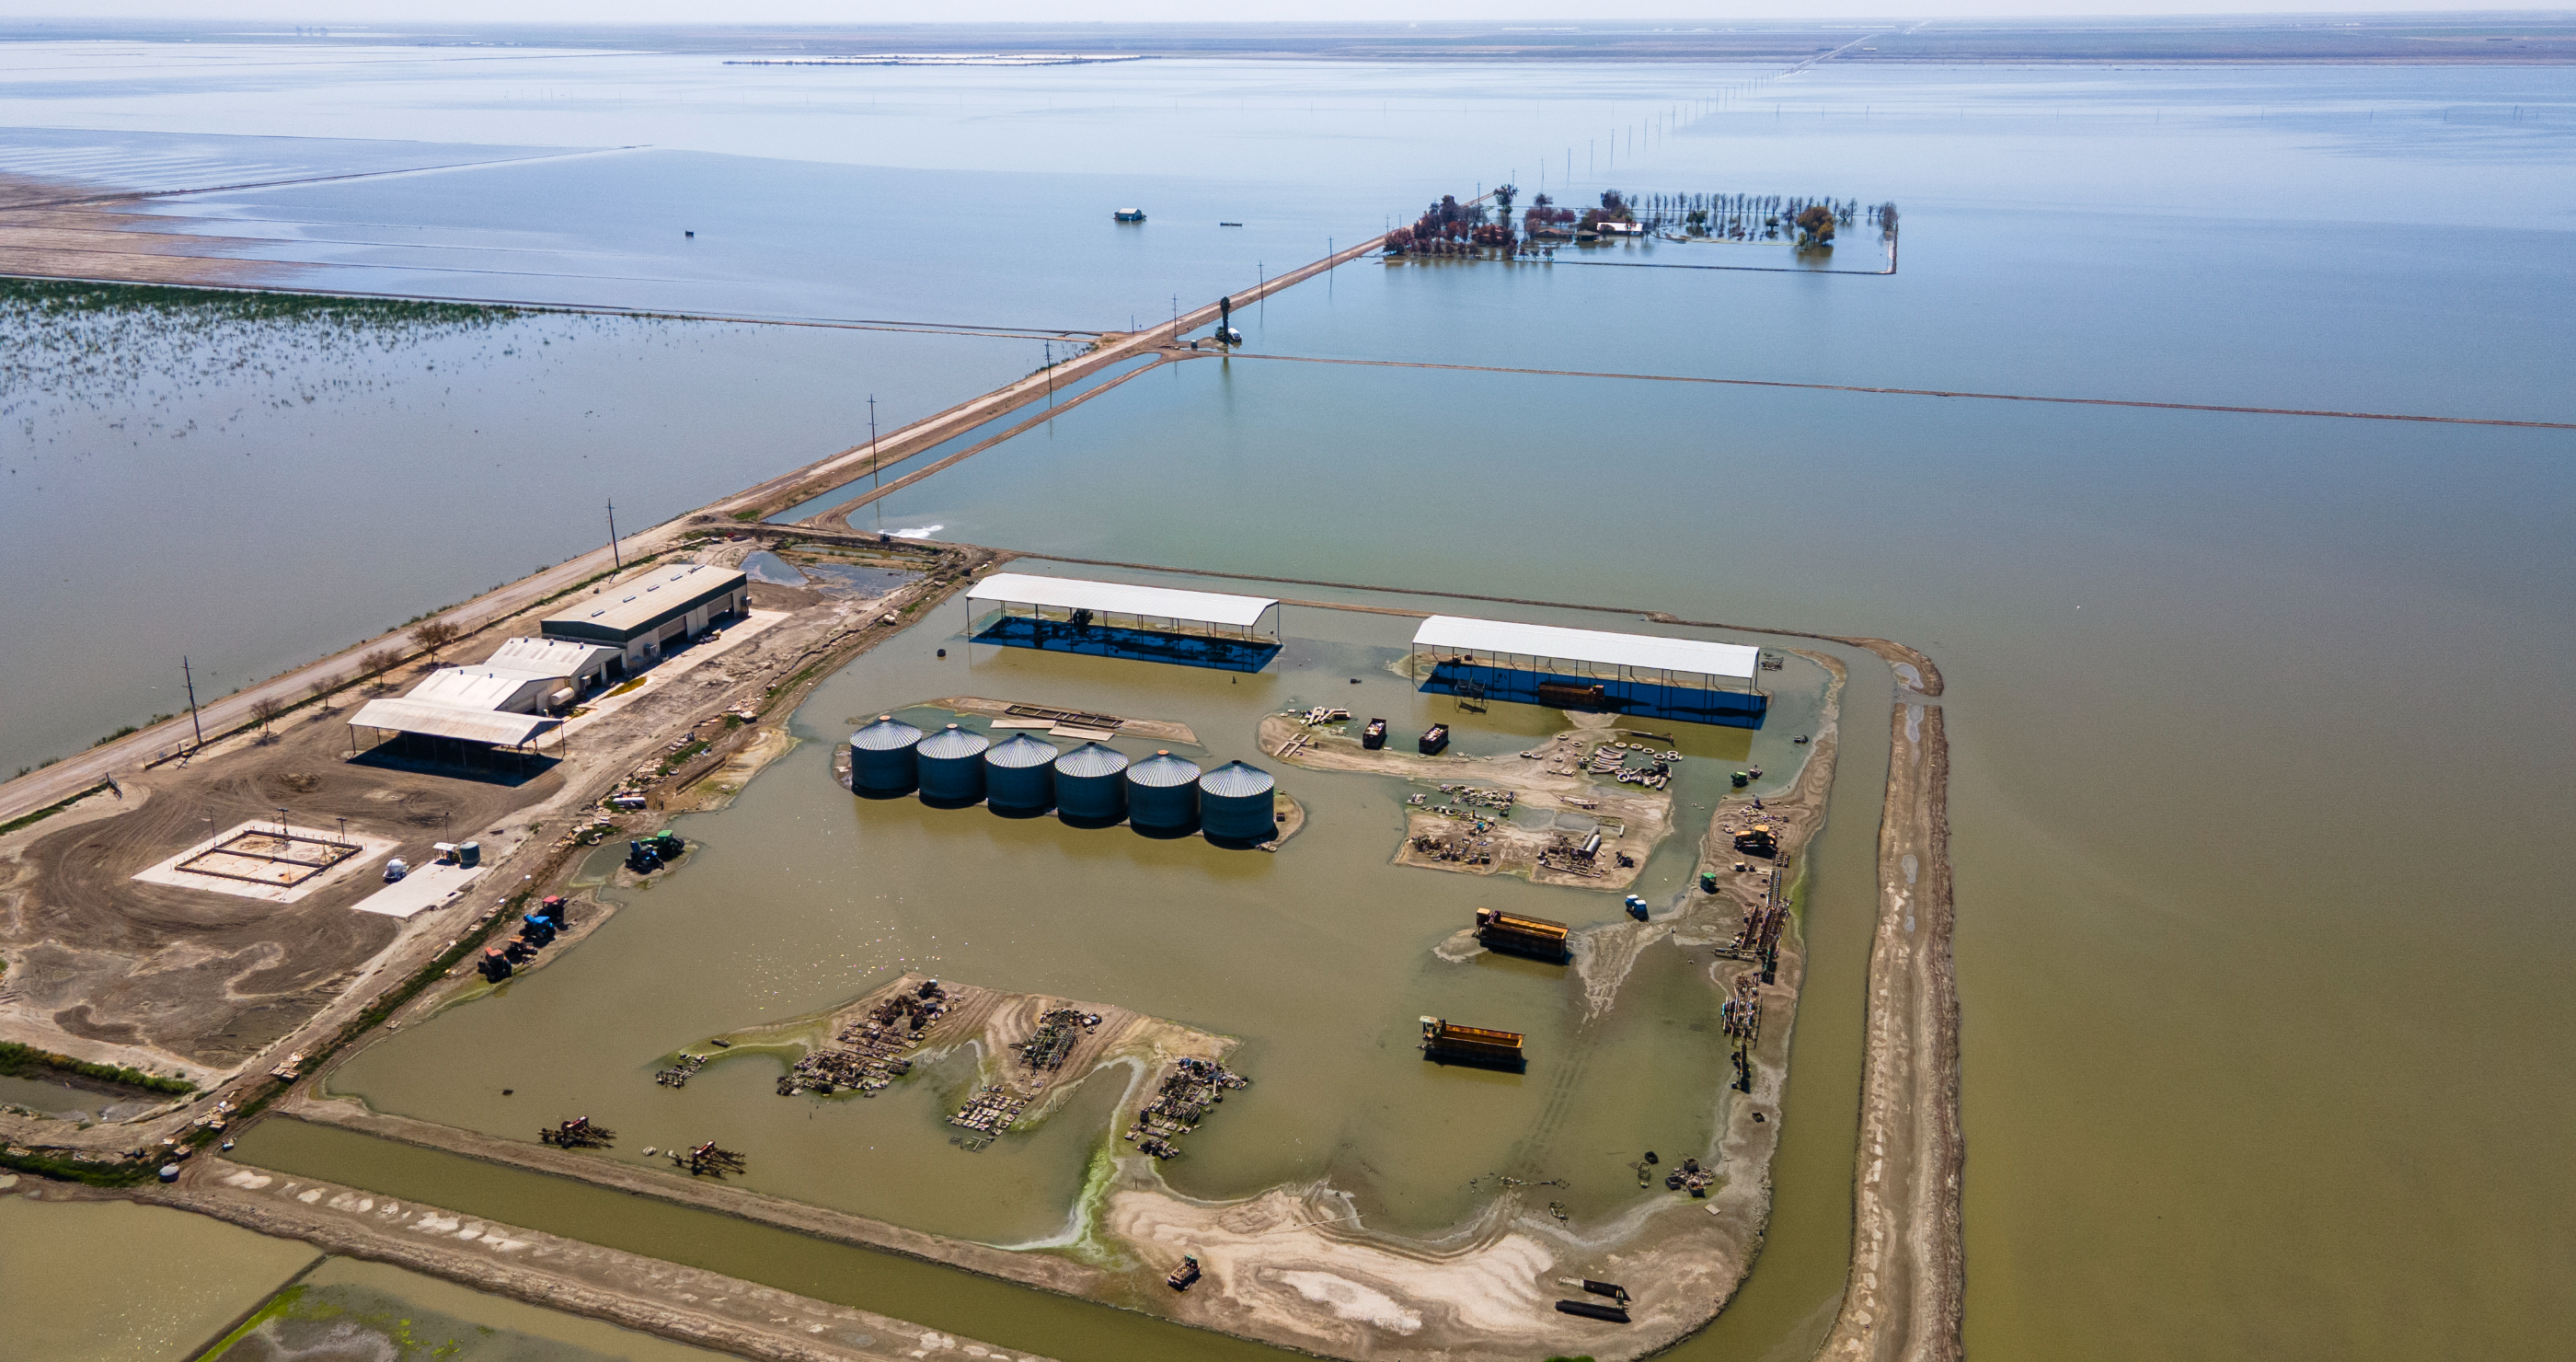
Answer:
xmin=0 ymin=1191 xmax=320 ymax=1361
xmin=5 ymin=35 xmax=2572 ymax=1362
xmin=207 ymin=1255 xmax=740 ymax=1362
xmin=330 ymin=591 xmax=1837 ymax=1246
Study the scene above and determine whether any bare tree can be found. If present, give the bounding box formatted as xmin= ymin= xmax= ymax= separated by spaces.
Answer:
xmin=306 ymin=670 xmax=347 ymax=712
xmin=411 ymin=618 xmax=463 ymax=662
xmin=358 ymin=649 xmax=399 ymax=690
xmin=248 ymin=696 xmax=282 ymax=742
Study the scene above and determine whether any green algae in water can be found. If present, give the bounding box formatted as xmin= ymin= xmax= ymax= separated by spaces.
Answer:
xmin=202 ymin=1275 xmax=640 ymax=1362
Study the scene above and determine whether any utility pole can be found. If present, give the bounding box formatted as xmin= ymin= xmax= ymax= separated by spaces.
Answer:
xmin=606 ymin=498 xmax=622 ymax=571
xmin=181 ymin=656 xmax=205 ymax=751
xmin=1043 ymin=342 xmax=1053 ymax=407
xmin=868 ymin=396 xmax=881 ymax=534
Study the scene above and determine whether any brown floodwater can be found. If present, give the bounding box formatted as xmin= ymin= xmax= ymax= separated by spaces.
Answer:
xmin=328 ymin=585 xmax=1836 ymax=1252
xmin=0 ymin=1191 xmax=320 ymax=1361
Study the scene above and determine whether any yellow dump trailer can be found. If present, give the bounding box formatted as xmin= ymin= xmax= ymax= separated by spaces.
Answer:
xmin=1420 ymin=1016 xmax=1527 ymax=1070
xmin=1475 ymin=907 xmax=1571 ymax=963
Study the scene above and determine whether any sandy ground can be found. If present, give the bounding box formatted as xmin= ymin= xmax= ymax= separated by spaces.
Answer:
xmin=0 ymin=542 xmax=988 ymax=1165
xmin=132 ymin=1157 xmax=1052 ymax=1362
xmin=1811 ymin=698 xmax=1963 ymax=1362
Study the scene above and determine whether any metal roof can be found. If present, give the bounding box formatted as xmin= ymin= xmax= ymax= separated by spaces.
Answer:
xmin=852 ymin=716 xmax=926 ymax=750
xmin=1054 ymin=742 xmax=1129 ymax=778
xmin=487 ymin=637 xmax=621 ymax=675
xmin=917 ymin=724 xmax=990 ymax=760
xmin=1412 ymin=616 xmax=1760 ymax=682
xmin=1199 ymin=760 xmax=1274 ymax=797
xmin=404 ymin=666 xmax=558 ymax=713
xmin=985 ymin=733 xmax=1060 ymax=768
xmin=349 ymin=698 xmax=558 ymax=746
xmin=546 ymin=563 xmax=746 ymax=637
xmin=1128 ymin=752 xmax=1202 ymax=788
xmin=968 ymin=572 xmax=1277 ymax=628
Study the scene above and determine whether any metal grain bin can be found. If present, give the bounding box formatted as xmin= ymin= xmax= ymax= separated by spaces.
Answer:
xmin=1053 ymin=742 xmax=1130 ymax=822
xmin=850 ymin=715 xmax=925 ymax=795
xmin=916 ymin=723 xmax=991 ymax=803
xmin=1125 ymin=750 xmax=1202 ymax=832
xmin=1198 ymin=760 xmax=1277 ymax=841
xmin=984 ymin=733 xmax=1060 ymax=814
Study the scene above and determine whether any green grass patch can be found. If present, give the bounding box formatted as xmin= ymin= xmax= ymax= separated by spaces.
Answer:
xmin=0 ymin=782 xmax=113 ymax=836
xmin=0 ymin=1041 xmax=193 ymax=1094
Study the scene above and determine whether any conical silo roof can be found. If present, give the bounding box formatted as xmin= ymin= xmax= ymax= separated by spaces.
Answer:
xmin=917 ymin=723 xmax=990 ymax=760
xmin=1128 ymin=750 xmax=1202 ymax=788
xmin=987 ymin=733 xmax=1060 ymax=768
xmin=1054 ymin=742 xmax=1131 ymax=779
xmin=852 ymin=715 xmax=925 ymax=749
xmin=1199 ymin=759 xmax=1274 ymax=798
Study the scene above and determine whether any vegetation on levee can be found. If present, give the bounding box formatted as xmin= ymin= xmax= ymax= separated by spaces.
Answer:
xmin=0 ymin=783 xmax=112 ymax=835
xmin=0 ymin=1040 xmax=194 ymax=1094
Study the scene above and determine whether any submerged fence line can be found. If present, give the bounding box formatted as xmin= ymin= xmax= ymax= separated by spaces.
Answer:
xmin=1221 ymin=352 xmax=2576 ymax=431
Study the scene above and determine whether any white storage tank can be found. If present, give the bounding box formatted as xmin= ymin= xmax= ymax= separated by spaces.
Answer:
xmin=1053 ymin=742 xmax=1130 ymax=823
xmin=1198 ymin=760 xmax=1278 ymax=842
xmin=916 ymin=723 xmax=991 ymax=803
xmin=850 ymin=715 xmax=925 ymax=795
xmin=1125 ymin=750 xmax=1202 ymax=833
xmin=984 ymin=733 xmax=1060 ymax=814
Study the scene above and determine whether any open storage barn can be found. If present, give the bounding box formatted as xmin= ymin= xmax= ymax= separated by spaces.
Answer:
xmin=965 ymin=573 xmax=1282 ymax=672
xmin=1410 ymin=615 xmax=1767 ymax=726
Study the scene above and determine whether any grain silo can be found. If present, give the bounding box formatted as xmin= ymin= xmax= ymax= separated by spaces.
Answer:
xmin=916 ymin=723 xmax=990 ymax=803
xmin=849 ymin=715 xmax=925 ymax=795
xmin=1053 ymin=742 xmax=1130 ymax=823
xmin=984 ymin=733 xmax=1060 ymax=814
xmin=1198 ymin=760 xmax=1278 ymax=842
xmin=1125 ymin=750 xmax=1202 ymax=833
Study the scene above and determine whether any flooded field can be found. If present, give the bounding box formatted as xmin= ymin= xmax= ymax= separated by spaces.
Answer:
xmin=329 ymin=584 xmax=1836 ymax=1249
xmin=204 ymin=1255 xmax=739 ymax=1362
xmin=0 ymin=1193 xmax=319 ymax=1362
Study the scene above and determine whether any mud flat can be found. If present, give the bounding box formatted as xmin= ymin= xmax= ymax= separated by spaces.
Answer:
xmin=1259 ymin=713 xmax=1672 ymax=890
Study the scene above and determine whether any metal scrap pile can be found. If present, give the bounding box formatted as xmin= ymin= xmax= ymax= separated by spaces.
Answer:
xmin=1012 ymin=1007 xmax=1100 ymax=1073
xmin=1124 ymin=1056 xmax=1249 ymax=1160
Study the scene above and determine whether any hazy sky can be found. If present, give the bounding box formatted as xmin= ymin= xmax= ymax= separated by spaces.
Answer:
xmin=2 ymin=3 xmax=2566 ymax=24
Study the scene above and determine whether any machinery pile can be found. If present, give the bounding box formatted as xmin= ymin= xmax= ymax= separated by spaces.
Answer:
xmin=1124 ymin=1056 xmax=1250 ymax=1160
xmin=777 ymin=978 xmax=949 ymax=1097
xmin=477 ymin=896 xmax=571 ymax=984
xmin=538 ymin=1115 xmax=615 ymax=1149
xmin=949 ymin=1086 xmax=1030 ymax=1148
xmin=1410 ymin=828 xmax=1496 ymax=866
xmin=1719 ymin=973 xmax=1765 ymax=1043
xmin=653 ymin=1053 xmax=707 ymax=1088
xmin=1587 ymin=741 xmax=1679 ymax=790
xmin=669 ymin=1140 xmax=746 ymax=1177
xmin=1012 ymin=1007 xmax=1101 ymax=1072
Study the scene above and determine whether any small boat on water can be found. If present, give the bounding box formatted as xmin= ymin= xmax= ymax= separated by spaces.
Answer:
xmin=1113 ymin=208 xmax=1147 ymax=223
xmin=1419 ymin=723 xmax=1450 ymax=755
xmin=1363 ymin=718 xmax=1387 ymax=750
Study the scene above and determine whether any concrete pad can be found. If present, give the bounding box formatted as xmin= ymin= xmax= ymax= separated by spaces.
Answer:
xmin=351 ymin=860 xmax=482 ymax=919
xmin=132 ymin=821 xmax=401 ymax=904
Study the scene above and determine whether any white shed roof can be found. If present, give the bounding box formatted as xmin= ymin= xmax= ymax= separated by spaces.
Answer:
xmin=1412 ymin=616 xmax=1760 ymax=681
xmin=405 ymin=667 xmax=558 ymax=713
xmin=349 ymin=698 xmax=558 ymax=746
xmin=969 ymin=572 xmax=1277 ymax=628
xmin=487 ymin=637 xmax=620 ymax=675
